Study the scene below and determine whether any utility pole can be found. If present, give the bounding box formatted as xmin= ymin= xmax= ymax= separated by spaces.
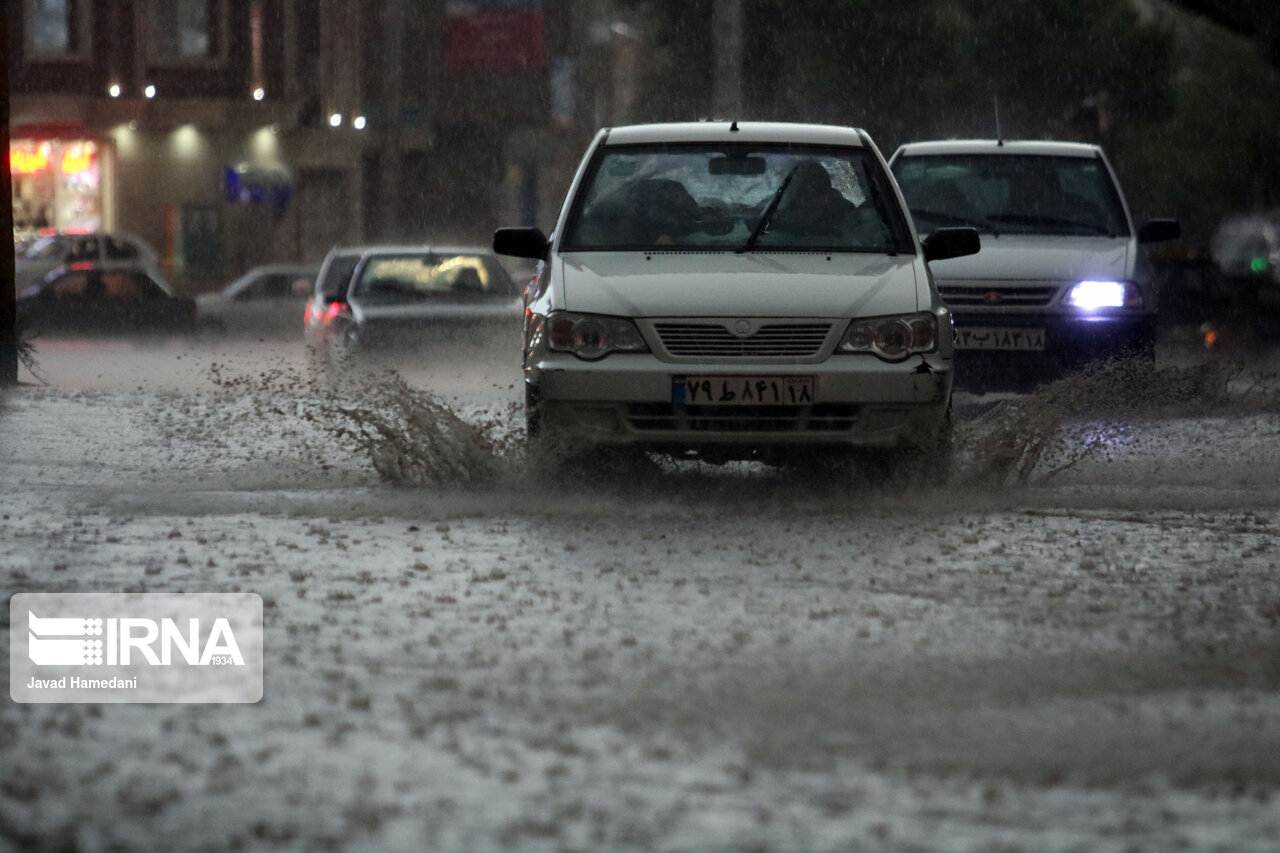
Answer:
xmin=1 ymin=6 xmax=18 ymax=387
xmin=712 ymin=0 xmax=744 ymax=120
xmin=378 ymin=0 xmax=405 ymax=241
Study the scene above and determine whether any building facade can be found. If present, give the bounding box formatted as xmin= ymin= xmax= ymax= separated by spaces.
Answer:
xmin=9 ymin=0 xmax=636 ymax=292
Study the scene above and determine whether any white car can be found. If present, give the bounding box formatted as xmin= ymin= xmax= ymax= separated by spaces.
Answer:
xmin=889 ymin=140 xmax=1180 ymax=390
xmin=15 ymin=232 xmax=162 ymax=293
xmin=493 ymin=121 xmax=980 ymax=468
xmin=196 ymin=263 xmax=319 ymax=337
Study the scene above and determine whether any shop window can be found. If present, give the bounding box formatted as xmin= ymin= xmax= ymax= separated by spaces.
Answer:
xmin=149 ymin=0 xmax=227 ymax=64
xmin=25 ymin=0 xmax=89 ymax=60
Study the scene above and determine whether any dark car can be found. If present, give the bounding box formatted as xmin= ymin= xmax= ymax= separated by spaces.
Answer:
xmin=304 ymin=245 xmax=522 ymax=370
xmin=18 ymin=262 xmax=197 ymax=336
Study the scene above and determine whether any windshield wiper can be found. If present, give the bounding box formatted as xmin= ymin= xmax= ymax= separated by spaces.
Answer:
xmin=736 ymin=166 xmax=798 ymax=254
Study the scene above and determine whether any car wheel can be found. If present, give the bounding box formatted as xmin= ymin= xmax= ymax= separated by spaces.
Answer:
xmin=856 ymin=402 xmax=955 ymax=485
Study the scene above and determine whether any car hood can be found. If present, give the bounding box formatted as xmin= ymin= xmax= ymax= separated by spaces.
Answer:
xmin=928 ymin=235 xmax=1130 ymax=282
xmin=556 ymin=252 xmax=922 ymax=318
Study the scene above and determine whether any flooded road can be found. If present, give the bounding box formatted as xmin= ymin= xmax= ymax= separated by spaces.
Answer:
xmin=4 ymin=330 xmax=1280 ymax=851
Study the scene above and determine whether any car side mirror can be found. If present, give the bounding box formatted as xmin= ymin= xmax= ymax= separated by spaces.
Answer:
xmin=922 ymin=227 xmax=981 ymax=263
xmin=1137 ymin=219 xmax=1180 ymax=244
xmin=494 ymin=227 xmax=550 ymax=261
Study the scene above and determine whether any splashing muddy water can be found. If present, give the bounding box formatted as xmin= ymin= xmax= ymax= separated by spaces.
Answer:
xmin=140 ymin=352 xmax=1280 ymax=497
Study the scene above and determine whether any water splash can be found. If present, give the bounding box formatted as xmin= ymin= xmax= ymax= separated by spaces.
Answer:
xmin=955 ymin=356 xmax=1273 ymax=487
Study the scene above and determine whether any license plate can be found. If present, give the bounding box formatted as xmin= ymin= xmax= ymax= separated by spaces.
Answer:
xmin=956 ymin=327 xmax=1046 ymax=351
xmin=673 ymin=375 xmax=815 ymax=406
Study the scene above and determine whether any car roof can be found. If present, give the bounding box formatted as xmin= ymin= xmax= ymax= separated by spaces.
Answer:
xmin=326 ymin=245 xmax=497 ymax=256
xmin=238 ymin=262 xmax=319 ymax=274
xmin=893 ymin=139 xmax=1104 ymax=158
xmin=600 ymin=121 xmax=870 ymax=147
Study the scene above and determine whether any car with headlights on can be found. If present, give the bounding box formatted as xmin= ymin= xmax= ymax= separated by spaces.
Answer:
xmin=493 ymin=121 xmax=980 ymax=469
xmin=889 ymin=140 xmax=1179 ymax=390
xmin=303 ymin=245 xmax=522 ymax=369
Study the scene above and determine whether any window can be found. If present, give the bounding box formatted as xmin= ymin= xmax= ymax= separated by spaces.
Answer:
xmin=352 ymin=255 xmax=518 ymax=301
xmin=892 ymin=154 xmax=1131 ymax=238
xmin=101 ymin=272 xmax=162 ymax=301
xmin=562 ymin=144 xmax=913 ymax=254
xmin=25 ymin=0 xmax=89 ymax=60
xmin=103 ymin=237 xmax=142 ymax=261
xmin=49 ymin=272 xmax=92 ymax=299
xmin=149 ymin=0 xmax=226 ymax=63
xmin=65 ymin=236 xmax=100 ymax=263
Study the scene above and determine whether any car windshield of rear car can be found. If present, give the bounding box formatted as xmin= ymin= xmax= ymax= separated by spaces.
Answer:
xmin=892 ymin=154 xmax=1131 ymax=238
xmin=560 ymin=143 xmax=914 ymax=254
xmin=349 ymin=253 xmax=517 ymax=302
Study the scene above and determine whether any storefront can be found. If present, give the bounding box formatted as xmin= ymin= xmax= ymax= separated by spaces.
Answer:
xmin=10 ymin=136 xmax=112 ymax=242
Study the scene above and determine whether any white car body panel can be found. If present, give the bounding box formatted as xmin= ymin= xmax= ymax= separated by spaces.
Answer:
xmin=555 ymin=252 xmax=923 ymax=320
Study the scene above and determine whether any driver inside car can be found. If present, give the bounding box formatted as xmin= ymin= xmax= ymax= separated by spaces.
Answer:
xmin=768 ymin=160 xmax=888 ymax=247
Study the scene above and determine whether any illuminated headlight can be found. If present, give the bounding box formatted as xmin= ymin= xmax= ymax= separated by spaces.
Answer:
xmin=547 ymin=312 xmax=649 ymax=360
xmin=1065 ymin=280 xmax=1143 ymax=311
xmin=838 ymin=312 xmax=937 ymax=361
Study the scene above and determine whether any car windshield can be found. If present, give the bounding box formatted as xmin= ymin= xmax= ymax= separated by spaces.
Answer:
xmin=349 ymin=253 xmax=517 ymax=301
xmin=892 ymin=154 xmax=1131 ymax=238
xmin=561 ymin=143 xmax=913 ymax=253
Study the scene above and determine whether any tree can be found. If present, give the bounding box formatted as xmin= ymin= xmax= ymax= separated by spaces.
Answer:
xmin=2 ymin=6 xmax=18 ymax=387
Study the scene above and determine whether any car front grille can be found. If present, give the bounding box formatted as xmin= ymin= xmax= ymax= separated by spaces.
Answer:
xmin=626 ymin=403 xmax=858 ymax=433
xmin=653 ymin=322 xmax=833 ymax=358
xmin=939 ymin=285 xmax=1058 ymax=308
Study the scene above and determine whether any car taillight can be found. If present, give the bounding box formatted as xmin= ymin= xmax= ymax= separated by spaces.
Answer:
xmin=303 ymin=304 xmax=312 ymax=324
xmin=324 ymin=302 xmax=348 ymax=323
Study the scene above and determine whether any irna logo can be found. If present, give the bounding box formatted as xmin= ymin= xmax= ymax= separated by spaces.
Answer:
xmin=28 ymin=611 xmax=245 ymax=667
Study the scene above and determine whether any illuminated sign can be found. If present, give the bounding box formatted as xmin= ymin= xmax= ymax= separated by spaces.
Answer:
xmin=60 ymin=143 xmax=96 ymax=175
xmin=10 ymin=141 xmax=97 ymax=176
xmin=10 ymin=146 xmax=51 ymax=175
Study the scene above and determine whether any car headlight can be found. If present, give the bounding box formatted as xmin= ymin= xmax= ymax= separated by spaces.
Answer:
xmin=1064 ymin=280 xmax=1143 ymax=311
xmin=838 ymin=312 xmax=937 ymax=361
xmin=546 ymin=311 xmax=649 ymax=360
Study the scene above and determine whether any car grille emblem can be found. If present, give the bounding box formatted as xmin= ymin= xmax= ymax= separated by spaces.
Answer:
xmin=983 ymin=291 xmax=1003 ymax=304
xmin=731 ymin=319 xmax=754 ymax=337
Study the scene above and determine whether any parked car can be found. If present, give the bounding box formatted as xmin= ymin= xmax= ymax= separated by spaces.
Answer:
xmin=493 ymin=120 xmax=979 ymax=470
xmin=15 ymin=232 xmax=163 ymax=293
xmin=304 ymin=245 xmax=522 ymax=368
xmin=196 ymin=263 xmax=320 ymax=336
xmin=888 ymin=140 xmax=1179 ymax=391
xmin=18 ymin=261 xmax=196 ymax=336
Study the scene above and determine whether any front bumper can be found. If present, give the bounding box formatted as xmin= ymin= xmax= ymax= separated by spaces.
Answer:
xmin=528 ymin=351 xmax=953 ymax=453
xmin=951 ymin=311 xmax=1156 ymax=389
